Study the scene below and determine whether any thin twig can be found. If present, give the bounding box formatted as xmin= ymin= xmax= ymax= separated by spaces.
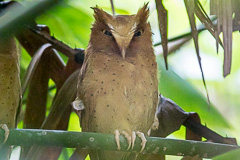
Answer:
xmin=31 ymin=26 xmax=81 ymax=59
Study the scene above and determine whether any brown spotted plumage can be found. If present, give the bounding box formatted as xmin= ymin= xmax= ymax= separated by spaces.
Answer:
xmin=76 ymin=4 xmax=158 ymax=160
xmin=0 ymin=37 xmax=21 ymax=160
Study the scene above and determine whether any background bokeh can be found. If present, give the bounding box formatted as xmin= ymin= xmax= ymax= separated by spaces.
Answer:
xmin=12 ymin=0 xmax=240 ymax=159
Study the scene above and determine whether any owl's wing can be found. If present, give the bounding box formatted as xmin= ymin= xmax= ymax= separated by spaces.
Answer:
xmin=72 ymin=49 xmax=91 ymax=121
xmin=70 ymin=49 xmax=92 ymax=160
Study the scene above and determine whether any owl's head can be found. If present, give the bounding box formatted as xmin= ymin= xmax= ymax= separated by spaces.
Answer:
xmin=89 ymin=4 xmax=153 ymax=59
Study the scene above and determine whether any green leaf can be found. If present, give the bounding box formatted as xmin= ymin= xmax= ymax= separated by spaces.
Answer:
xmin=155 ymin=0 xmax=168 ymax=69
xmin=213 ymin=148 xmax=240 ymax=160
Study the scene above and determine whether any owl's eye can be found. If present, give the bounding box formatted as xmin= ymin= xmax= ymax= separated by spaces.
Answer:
xmin=103 ymin=29 xmax=112 ymax=36
xmin=134 ymin=30 xmax=143 ymax=37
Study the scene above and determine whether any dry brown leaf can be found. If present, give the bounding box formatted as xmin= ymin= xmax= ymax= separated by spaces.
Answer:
xmin=34 ymin=59 xmax=82 ymax=160
xmin=16 ymin=27 xmax=66 ymax=89
xmin=195 ymin=0 xmax=223 ymax=49
xmin=222 ymin=0 xmax=233 ymax=77
xmin=25 ymin=70 xmax=80 ymax=160
xmin=185 ymin=113 xmax=202 ymax=141
xmin=183 ymin=113 xmax=202 ymax=160
xmin=212 ymin=0 xmax=233 ymax=76
xmin=20 ymin=51 xmax=51 ymax=159
xmin=21 ymin=43 xmax=51 ymax=95
xmin=184 ymin=0 xmax=210 ymax=104
xmin=155 ymin=0 xmax=168 ymax=69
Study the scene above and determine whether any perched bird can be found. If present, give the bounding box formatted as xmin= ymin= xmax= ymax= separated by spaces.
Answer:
xmin=75 ymin=4 xmax=158 ymax=160
xmin=0 ymin=36 xmax=21 ymax=160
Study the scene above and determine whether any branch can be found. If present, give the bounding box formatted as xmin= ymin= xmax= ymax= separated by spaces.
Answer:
xmin=31 ymin=26 xmax=84 ymax=60
xmin=0 ymin=129 xmax=238 ymax=158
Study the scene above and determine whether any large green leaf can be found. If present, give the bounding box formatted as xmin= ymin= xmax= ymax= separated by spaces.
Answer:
xmin=157 ymin=56 xmax=230 ymax=130
xmin=213 ymin=148 xmax=240 ymax=160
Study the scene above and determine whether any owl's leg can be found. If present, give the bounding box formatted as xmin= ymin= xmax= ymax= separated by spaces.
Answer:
xmin=0 ymin=124 xmax=9 ymax=146
xmin=136 ymin=131 xmax=147 ymax=153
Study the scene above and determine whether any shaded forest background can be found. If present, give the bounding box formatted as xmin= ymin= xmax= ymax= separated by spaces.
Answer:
xmin=6 ymin=0 xmax=240 ymax=159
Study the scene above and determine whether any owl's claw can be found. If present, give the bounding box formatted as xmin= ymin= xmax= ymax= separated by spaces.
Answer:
xmin=131 ymin=131 xmax=136 ymax=149
xmin=0 ymin=124 xmax=9 ymax=144
xmin=0 ymin=124 xmax=9 ymax=150
xmin=121 ymin=131 xmax=131 ymax=150
xmin=114 ymin=130 xmax=121 ymax=150
xmin=115 ymin=130 xmax=147 ymax=152
xmin=136 ymin=131 xmax=147 ymax=153
xmin=114 ymin=130 xmax=132 ymax=150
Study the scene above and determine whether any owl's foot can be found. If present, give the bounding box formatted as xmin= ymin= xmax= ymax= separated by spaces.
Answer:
xmin=0 ymin=124 xmax=9 ymax=144
xmin=114 ymin=130 xmax=147 ymax=153
xmin=121 ymin=131 xmax=132 ymax=150
xmin=114 ymin=130 xmax=132 ymax=150
xmin=136 ymin=131 xmax=147 ymax=152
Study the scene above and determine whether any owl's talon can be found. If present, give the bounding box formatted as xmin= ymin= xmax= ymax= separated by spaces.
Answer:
xmin=115 ymin=130 xmax=147 ymax=152
xmin=0 ymin=124 xmax=9 ymax=144
xmin=121 ymin=131 xmax=131 ymax=150
xmin=136 ymin=131 xmax=147 ymax=152
xmin=114 ymin=130 xmax=121 ymax=150
xmin=131 ymin=131 xmax=136 ymax=149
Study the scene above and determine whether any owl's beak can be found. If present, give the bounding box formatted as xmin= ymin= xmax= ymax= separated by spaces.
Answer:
xmin=120 ymin=48 xmax=126 ymax=60
xmin=113 ymin=34 xmax=132 ymax=60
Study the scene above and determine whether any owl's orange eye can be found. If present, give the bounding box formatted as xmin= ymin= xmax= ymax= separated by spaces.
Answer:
xmin=103 ymin=29 xmax=112 ymax=36
xmin=134 ymin=30 xmax=143 ymax=37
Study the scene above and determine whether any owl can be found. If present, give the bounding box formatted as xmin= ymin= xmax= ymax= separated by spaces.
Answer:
xmin=75 ymin=4 xmax=158 ymax=160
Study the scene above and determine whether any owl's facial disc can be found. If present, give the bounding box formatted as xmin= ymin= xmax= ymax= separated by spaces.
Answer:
xmin=93 ymin=5 xmax=149 ymax=60
xmin=107 ymin=22 xmax=137 ymax=60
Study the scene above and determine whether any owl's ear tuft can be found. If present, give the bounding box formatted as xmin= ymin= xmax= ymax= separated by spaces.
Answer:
xmin=91 ymin=6 xmax=112 ymax=24
xmin=136 ymin=3 xmax=149 ymax=26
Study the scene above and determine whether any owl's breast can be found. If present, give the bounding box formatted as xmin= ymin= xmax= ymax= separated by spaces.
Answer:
xmin=80 ymin=52 xmax=158 ymax=134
